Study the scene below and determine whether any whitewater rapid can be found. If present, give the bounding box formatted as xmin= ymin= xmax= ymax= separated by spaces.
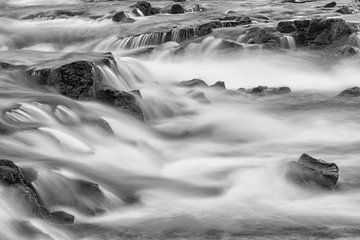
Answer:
xmin=0 ymin=2 xmax=360 ymax=239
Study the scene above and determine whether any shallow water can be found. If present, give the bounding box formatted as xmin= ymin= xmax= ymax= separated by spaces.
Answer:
xmin=0 ymin=0 xmax=360 ymax=239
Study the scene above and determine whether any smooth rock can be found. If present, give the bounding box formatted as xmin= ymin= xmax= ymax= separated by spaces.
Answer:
xmin=171 ymin=4 xmax=185 ymax=14
xmin=286 ymin=153 xmax=339 ymax=190
xmin=338 ymin=87 xmax=360 ymax=97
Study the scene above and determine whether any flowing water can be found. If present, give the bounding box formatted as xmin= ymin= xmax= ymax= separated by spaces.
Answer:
xmin=1 ymin=0 xmax=360 ymax=239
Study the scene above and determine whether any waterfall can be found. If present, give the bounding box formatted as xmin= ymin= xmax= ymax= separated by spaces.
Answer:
xmin=280 ymin=35 xmax=296 ymax=49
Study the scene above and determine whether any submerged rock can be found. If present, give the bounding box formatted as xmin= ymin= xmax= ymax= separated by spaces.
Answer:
xmin=0 ymin=159 xmax=74 ymax=223
xmin=286 ymin=153 xmax=339 ymax=190
xmin=338 ymin=87 xmax=360 ymax=97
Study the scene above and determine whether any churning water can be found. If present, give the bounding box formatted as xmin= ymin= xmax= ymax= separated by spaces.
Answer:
xmin=1 ymin=1 xmax=360 ymax=239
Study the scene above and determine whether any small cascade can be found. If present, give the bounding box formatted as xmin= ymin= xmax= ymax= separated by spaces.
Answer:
xmin=280 ymin=35 xmax=296 ymax=49
xmin=96 ymin=56 xmax=152 ymax=90
xmin=133 ymin=8 xmax=145 ymax=17
xmin=117 ymin=28 xmax=199 ymax=49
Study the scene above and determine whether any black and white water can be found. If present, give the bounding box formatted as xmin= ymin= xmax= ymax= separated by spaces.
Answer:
xmin=1 ymin=0 xmax=360 ymax=239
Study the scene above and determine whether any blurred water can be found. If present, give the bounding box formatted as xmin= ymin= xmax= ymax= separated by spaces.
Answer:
xmin=0 ymin=3 xmax=360 ymax=240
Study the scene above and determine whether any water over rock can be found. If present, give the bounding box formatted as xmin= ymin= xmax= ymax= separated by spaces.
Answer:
xmin=0 ymin=159 xmax=74 ymax=223
xmin=97 ymin=88 xmax=144 ymax=120
xmin=36 ymin=172 xmax=106 ymax=216
xmin=286 ymin=153 xmax=339 ymax=190
xmin=28 ymin=53 xmax=144 ymax=120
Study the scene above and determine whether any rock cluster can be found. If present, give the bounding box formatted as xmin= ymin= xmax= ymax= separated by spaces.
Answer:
xmin=28 ymin=53 xmax=144 ymax=120
xmin=0 ymin=159 xmax=74 ymax=223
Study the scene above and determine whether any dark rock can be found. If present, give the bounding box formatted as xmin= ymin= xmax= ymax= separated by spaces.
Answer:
xmin=278 ymin=18 xmax=352 ymax=47
xmin=286 ymin=153 xmax=339 ymax=190
xmin=278 ymin=21 xmax=296 ymax=33
xmin=112 ymin=11 xmax=135 ymax=23
xmin=323 ymin=1 xmax=336 ymax=8
xmin=306 ymin=18 xmax=352 ymax=45
xmin=210 ymin=81 xmax=226 ymax=89
xmin=173 ymin=0 xmax=185 ymax=2
xmin=171 ymin=4 xmax=185 ymax=14
xmin=96 ymin=89 xmax=144 ymax=120
xmin=178 ymin=79 xmax=208 ymax=88
xmin=30 ymin=60 xmax=102 ymax=100
xmin=338 ymin=87 xmax=360 ymax=97
xmin=132 ymin=1 xmax=159 ymax=16
xmin=0 ymin=159 xmax=74 ymax=223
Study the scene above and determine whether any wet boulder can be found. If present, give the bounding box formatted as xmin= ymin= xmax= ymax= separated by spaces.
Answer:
xmin=178 ymin=79 xmax=208 ymax=88
xmin=112 ymin=11 xmax=135 ymax=23
xmin=171 ymin=4 xmax=185 ymax=14
xmin=307 ymin=18 xmax=352 ymax=45
xmin=132 ymin=1 xmax=159 ymax=16
xmin=338 ymin=87 xmax=360 ymax=97
xmin=277 ymin=21 xmax=296 ymax=33
xmin=286 ymin=153 xmax=339 ymax=190
xmin=277 ymin=18 xmax=353 ymax=47
xmin=29 ymin=60 xmax=103 ymax=100
xmin=0 ymin=159 xmax=74 ymax=223
xmin=323 ymin=1 xmax=336 ymax=8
